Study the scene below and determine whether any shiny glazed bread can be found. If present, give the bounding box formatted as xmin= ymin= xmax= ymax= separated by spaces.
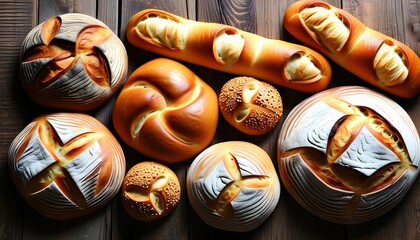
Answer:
xmin=277 ymin=86 xmax=420 ymax=224
xmin=19 ymin=13 xmax=128 ymax=111
xmin=112 ymin=58 xmax=218 ymax=163
xmin=283 ymin=0 xmax=420 ymax=98
xmin=219 ymin=76 xmax=283 ymax=135
xmin=126 ymin=9 xmax=332 ymax=93
xmin=122 ymin=161 xmax=181 ymax=221
xmin=187 ymin=141 xmax=280 ymax=232
xmin=8 ymin=113 xmax=126 ymax=220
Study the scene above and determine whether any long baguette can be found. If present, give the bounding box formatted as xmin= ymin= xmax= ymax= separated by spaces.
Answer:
xmin=126 ymin=9 xmax=332 ymax=93
xmin=283 ymin=0 xmax=420 ymax=98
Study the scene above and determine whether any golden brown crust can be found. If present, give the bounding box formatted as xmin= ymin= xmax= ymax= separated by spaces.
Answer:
xmin=122 ymin=161 xmax=181 ymax=221
xmin=219 ymin=77 xmax=283 ymax=135
xmin=19 ymin=13 xmax=128 ymax=111
xmin=8 ymin=113 xmax=125 ymax=220
xmin=126 ymin=9 xmax=332 ymax=93
xmin=283 ymin=0 xmax=420 ymax=98
xmin=112 ymin=58 xmax=218 ymax=163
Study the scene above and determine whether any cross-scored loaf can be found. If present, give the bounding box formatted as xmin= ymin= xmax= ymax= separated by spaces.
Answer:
xmin=8 ymin=113 xmax=126 ymax=220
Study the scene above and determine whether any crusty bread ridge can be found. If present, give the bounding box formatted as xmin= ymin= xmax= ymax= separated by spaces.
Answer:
xmin=283 ymin=0 xmax=420 ymax=98
xmin=126 ymin=9 xmax=332 ymax=93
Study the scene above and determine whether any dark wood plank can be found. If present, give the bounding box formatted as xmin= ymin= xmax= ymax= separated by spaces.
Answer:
xmin=0 ymin=0 xmax=37 ymax=239
xmin=38 ymin=0 xmax=96 ymax=22
xmin=341 ymin=1 xmax=420 ymax=239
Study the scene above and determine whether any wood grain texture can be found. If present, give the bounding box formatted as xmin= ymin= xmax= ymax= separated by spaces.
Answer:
xmin=0 ymin=0 xmax=419 ymax=239
xmin=0 ymin=0 xmax=36 ymax=239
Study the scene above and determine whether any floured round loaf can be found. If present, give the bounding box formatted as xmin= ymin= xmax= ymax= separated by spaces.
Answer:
xmin=19 ymin=13 xmax=128 ymax=111
xmin=122 ymin=161 xmax=181 ymax=221
xmin=277 ymin=86 xmax=420 ymax=224
xmin=186 ymin=141 xmax=280 ymax=232
xmin=8 ymin=113 xmax=126 ymax=220
xmin=112 ymin=58 xmax=218 ymax=163
xmin=219 ymin=76 xmax=283 ymax=135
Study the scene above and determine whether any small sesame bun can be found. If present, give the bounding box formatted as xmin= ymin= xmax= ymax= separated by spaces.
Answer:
xmin=218 ymin=77 xmax=283 ymax=135
xmin=121 ymin=161 xmax=181 ymax=221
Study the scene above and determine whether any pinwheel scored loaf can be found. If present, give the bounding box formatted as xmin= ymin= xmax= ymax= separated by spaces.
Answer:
xmin=8 ymin=113 xmax=126 ymax=220
xmin=19 ymin=13 xmax=128 ymax=111
xmin=112 ymin=58 xmax=218 ymax=163
xmin=283 ymin=0 xmax=420 ymax=98
xmin=187 ymin=141 xmax=280 ymax=232
xmin=277 ymin=86 xmax=420 ymax=224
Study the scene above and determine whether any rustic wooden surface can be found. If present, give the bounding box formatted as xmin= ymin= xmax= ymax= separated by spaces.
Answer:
xmin=1 ymin=0 xmax=419 ymax=239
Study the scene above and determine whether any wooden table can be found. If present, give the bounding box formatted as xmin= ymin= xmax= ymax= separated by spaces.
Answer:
xmin=1 ymin=0 xmax=419 ymax=239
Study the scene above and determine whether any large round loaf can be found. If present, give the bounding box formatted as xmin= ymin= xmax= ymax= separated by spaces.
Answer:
xmin=277 ymin=86 xmax=420 ymax=224
xmin=19 ymin=13 xmax=128 ymax=111
xmin=112 ymin=58 xmax=218 ymax=163
xmin=8 ymin=113 xmax=126 ymax=220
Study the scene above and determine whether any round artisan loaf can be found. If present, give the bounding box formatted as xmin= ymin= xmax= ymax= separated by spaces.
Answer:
xmin=112 ymin=58 xmax=218 ymax=163
xmin=219 ymin=76 xmax=283 ymax=135
xmin=19 ymin=13 xmax=128 ymax=111
xmin=122 ymin=161 xmax=181 ymax=221
xmin=8 ymin=113 xmax=126 ymax=220
xmin=277 ymin=86 xmax=420 ymax=224
xmin=186 ymin=141 xmax=280 ymax=232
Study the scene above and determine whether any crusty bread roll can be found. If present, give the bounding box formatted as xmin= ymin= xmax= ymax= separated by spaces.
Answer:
xmin=122 ymin=161 xmax=181 ymax=221
xmin=8 ymin=113 xmax=126 ymax=220
xmin=19 ymin=13 xmax=128 ymax=111
xmin=126 ymin=9 xmax=332 ymax=93
xmin=187 ymin=141 xmax=280 ymax=232
xmin=112 ymin=58 xmax=218 ymax=163
xmin=219 ymin=76 xmax=283 ymax=135
xmin=283 ymin=0 xmax=420 ymax=98
xmin=277 ymin=86 xmax=420 ymax=224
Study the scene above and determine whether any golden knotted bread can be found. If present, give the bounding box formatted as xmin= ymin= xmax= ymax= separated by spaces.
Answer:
xmin=283 ymin=0 xmax=420 ymax=98
xmin=19 ymin=13 xmax=128 ymax=111
xmin=219 ymin=76 xmax=283 ymax=135
xmin=8 ymin=113 xmax=126 ymax=220
xmin=122 ymin=161 xmax=181 ymax=221
xmin=112 ymin=58 xmax=218 ymax=163
xmin=126 ymin=9 xmax=332 ymax=93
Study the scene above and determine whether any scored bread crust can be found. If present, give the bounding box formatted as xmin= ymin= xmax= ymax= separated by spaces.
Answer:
xmin=121 ymin=161 xmax=181 ymax=221
xmin=283 ymin=0 xmax=420 ymax=98
xmin=219 ymin=76 xmax=283 ymax=135
xmin=112 ymin=58 xmax=218 ymax=163
xmin=8 ymin=113 xmax=126 ymax=220
xmin=126 ymin=9 xmax=332 ymax=93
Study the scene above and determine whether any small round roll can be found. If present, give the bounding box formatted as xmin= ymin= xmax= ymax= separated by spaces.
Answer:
xmin=219 ymin=77 xmax=283 ymax=135
xmin=186 ymin=141 xmax=280 ymax=232
xmin=19 ymin=13 xmax=128 ymax=111
xmin=122 ymin=161 xmax=181 ymax=221
xmin=112 ymin=58 xmax=218 ymax=163
xmin=8 ymin=113 xmax=126 ymax=220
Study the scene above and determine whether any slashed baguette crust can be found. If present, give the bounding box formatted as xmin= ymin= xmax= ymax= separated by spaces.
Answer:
xmin=283 ymin=0 xmax=420 ymax=98
xmin=126 ymin=9 xmax=332 ymax=93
